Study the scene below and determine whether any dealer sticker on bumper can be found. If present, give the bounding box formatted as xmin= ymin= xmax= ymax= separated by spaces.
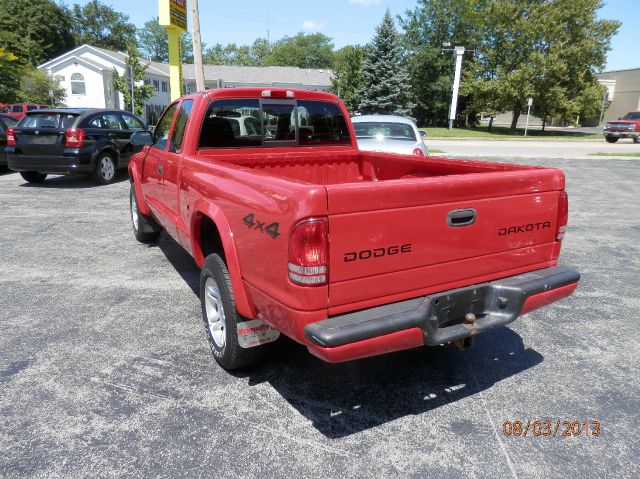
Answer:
xmin=237 ymin=320 xmax=280 ymax=348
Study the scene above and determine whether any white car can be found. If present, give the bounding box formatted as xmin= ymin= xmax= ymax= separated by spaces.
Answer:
xmin=351 ymin=115 xmax=429 ymax=156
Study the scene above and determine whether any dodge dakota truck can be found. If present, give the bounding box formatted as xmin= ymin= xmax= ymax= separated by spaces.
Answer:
xmin=129 ymin=88 xmax=579 ymax=370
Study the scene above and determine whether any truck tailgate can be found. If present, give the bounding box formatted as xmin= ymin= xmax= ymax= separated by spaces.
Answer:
xmin=326 ymin=167 xmax=565 ymax=312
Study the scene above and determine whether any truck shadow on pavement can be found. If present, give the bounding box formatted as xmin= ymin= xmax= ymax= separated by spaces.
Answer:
xmin=154 ymin=231 xmax=544 ymax=439
xmin=237 ymin=330 xmax=542 ymax=438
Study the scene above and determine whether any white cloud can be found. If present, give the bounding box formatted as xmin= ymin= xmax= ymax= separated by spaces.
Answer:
xmin=349 ymin=0 xmax=382 ymax=5
xmin=303 ymin=20 xmax=326 ymax=30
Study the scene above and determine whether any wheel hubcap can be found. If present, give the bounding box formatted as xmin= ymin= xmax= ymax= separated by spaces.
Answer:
xmin=100 ymin=157 xmax=115 ymax=181
xmin=204 ymin=277 xmax=226 ymax=348
xmin=130 ymin=192 xmax=139 ymax=232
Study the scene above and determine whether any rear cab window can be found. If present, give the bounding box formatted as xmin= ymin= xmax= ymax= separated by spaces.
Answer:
xmin=198 ymin=98 xmax=350 ymax=149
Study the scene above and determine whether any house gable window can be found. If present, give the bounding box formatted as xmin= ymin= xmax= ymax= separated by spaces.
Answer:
xmin=70 ymin=73 xmax=86 ymax=95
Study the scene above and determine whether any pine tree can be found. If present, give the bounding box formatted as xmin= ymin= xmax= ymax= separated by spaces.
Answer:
xmin=358 ymin=10 xmax=414 ymax=116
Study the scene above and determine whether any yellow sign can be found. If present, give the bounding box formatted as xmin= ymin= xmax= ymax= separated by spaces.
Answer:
xmin=159 ymin=0 xmax=187 ymax=32
xmin=159 ymin=0 xmax=186 ymax=100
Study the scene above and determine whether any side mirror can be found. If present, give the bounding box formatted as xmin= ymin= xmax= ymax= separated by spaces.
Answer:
xmin=419 ymin=130 xmax=427 ymax=138
xmin=131 ymin=130 xmax=153 ymax=146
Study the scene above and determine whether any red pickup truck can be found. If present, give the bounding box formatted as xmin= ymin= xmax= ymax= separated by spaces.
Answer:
xmin=129 ymin=88 xmax=579 ymax=370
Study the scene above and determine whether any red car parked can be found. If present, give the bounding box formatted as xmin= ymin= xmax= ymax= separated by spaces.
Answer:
xmin=604 ymin=111 xmax=640 ymax=143
xmin=129 ymin=88 xmax=579 ymax=370
xmin=5 ymin=103 xmax=49 ymax=120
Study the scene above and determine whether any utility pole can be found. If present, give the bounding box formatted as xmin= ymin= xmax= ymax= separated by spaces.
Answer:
xmin=190 ymin=0 xmax=205 ymax=92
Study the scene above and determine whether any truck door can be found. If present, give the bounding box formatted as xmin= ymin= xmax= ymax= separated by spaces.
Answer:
xmin=163 ymin=99 xmax=194 ymax=236
xmin=140 ymin=101 xmax=178 ymax=229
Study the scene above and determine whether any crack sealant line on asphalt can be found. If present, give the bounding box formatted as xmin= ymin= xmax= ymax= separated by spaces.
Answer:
xmin=463 ymin=355 xmax=519 ymax=479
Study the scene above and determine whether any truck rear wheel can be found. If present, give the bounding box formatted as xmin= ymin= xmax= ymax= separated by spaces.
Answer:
xmin=20 ymin=171 xmax=47 ymax=183
xmin=130 ymin=184 xmax=160 ymax=243
xmin=200 ymin=253 xmax=269 ymax=370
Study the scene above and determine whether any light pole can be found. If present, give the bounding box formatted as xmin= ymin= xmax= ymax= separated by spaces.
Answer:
xmin=443 ymin=44 xmax=467 ymax=130
xmin=190 ymin=0 xmax=205 ymax=92
xmin=129 ymin=64 xmax=135 ymax=114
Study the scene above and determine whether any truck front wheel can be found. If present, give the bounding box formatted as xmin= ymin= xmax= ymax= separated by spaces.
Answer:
xmin=200 ymin=253 xmax=268 ymax=370
xmin=605 ymin=136 xmax=618 ymax=143
xmin=129 ymin=184 xmax=160 ymax=243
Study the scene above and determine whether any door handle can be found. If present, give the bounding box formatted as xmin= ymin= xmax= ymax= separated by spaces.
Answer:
xmin=157 ymin=164 xmax=163 ymax=175
xmin=447 ymin=208 xmax=477 ymax=227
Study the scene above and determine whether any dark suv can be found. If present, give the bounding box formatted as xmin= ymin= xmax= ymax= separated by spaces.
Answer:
xmin=6 ymin=108 xmax=146 ymax=184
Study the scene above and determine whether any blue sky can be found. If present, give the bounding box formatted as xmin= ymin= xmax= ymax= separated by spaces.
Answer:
xmin=64 ymin=0 xmax=638 ymax=71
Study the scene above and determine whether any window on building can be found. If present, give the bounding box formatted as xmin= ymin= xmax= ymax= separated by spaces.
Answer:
xmin=161 ymin=81 xmax=167 ymax=92
xmin=70 ymin=73 xmax=86 ymax=95
xmin=152 ymin=79 xmax=159 ymax=91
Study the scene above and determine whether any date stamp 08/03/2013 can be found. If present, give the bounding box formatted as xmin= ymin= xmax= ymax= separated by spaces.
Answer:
xmin=502 ymin=420 xmax=601 ymax=438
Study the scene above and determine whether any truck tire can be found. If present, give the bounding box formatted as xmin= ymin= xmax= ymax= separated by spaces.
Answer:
xmin=20 ymin=171 xmax=47 ymax=183
xmin=633 ymin=137 xmax=639 ymax=144
xmin=129 ymin=184 xmax=160 ymax=243
xmin=605 ymin=136 xmax=618 ymax=143
xmin=94 ymin=152 xmax=117 ymax=185
xmin=200 ymin=253 xmax=268 ymax=370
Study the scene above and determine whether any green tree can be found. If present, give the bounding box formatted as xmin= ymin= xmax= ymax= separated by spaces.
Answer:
xmin=462 ymin=0 xmax=619 ymax=130
xmin=138 ymin=17 xmax=194 ymax=63
xmin=203 ymin=38 xmax=272 ymax=66
xmin=401 ymin=0 xmax=481 ymax=126
xmin=18 ymin=67 xmax=66 ymax=106
xmin=0 ymin=46 xmax=22 ymax=103
xmin=266 ymin=32 xmax=334 ymax=69
xmin=111 ymin=46 xmax=156 ymax=116
xmin=329 ymin=45 xmax=366 ymax=113
xmin=358 ymin=11 xmax=413 ymax=116
xmin=0 ymin=0 xmax=75 ymax=66
xmin=69 ymin=0 xmax=136 ymax=52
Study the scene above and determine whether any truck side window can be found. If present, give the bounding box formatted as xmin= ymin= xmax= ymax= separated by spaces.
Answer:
xmin=198 ymin=99 xmax=261 ymax=149
xmin=153 ymin=102 xmax=179 ymax=150
xmin=169 ymin=99 xmax=194 ymax=153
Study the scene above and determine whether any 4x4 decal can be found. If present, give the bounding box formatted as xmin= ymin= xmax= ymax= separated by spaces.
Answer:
xmin=243 ymin=213 xmax=281 ymax=239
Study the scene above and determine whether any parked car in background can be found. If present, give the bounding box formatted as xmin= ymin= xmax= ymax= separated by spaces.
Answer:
xmin=6 ymin=108 xmax=146 ymax=184
xmin=603 ymin=111 xmax=640 ymax=143
xmin=0 ymin=114 xmax=19 ymax=167
xmin=352 ymin=115 xmax=429 ymax=156
xmin=5 ymin=103 xmax=49 ymax=120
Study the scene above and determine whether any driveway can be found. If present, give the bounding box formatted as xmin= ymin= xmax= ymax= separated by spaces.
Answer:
xmin=0 ymin=159 xmax=638 ymax=478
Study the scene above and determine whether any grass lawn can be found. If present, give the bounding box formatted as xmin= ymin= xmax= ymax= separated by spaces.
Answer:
xmin=589 ymin=152 xmax=640 ymax=157
xmin=422 ymin=125 xmax=601 ymax=141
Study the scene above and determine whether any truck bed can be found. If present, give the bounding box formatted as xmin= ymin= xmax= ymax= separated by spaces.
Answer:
xmin=201 ymin=149 xmax=537 ymax=185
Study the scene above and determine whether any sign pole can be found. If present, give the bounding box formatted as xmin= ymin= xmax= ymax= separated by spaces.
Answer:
xmin=448 ymin=46 xmax=465 ymax=130
xmin=524 ymin=97 xmax=533 ymax=136
xmin=159 ymin=0 xmax=187 ymax=101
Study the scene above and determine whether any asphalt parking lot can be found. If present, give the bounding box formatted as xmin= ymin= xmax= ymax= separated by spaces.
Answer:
xmin=0 ymin=156 xmax=638 ymax=479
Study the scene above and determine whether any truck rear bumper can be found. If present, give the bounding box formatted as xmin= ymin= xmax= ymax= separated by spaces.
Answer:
xmin=305 ymin=265 xmax=579 ymax=362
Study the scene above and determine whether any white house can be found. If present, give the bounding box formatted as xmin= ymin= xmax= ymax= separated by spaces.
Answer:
xmin=39 ymin=44 xmax=334 ymax=124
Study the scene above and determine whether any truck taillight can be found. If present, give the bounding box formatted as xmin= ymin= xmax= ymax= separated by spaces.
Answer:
xmin=65 ymin=128 xmax=85 ymax=148
xmin=556 ymin=191 xmax=568 ymax=241
xmin=288 ymin=218 xmax=328 ymax=286
xmin=412 ymin=148 xmax=425 ymax=156
xmin=6 ymin=127 xmax=16 ymax=146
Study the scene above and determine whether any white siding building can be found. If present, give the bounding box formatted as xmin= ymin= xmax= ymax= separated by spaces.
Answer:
xmin=39 ymin=44 xmax=334 ymax=124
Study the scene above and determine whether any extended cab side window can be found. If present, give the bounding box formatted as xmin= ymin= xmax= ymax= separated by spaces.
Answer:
xmin=153 ymin=102 xmax=179 ymax=150
xmin=198 ymin=99 xmax=261 ymax=148
xmin=169 ymin=99 xmax=194 ymax=153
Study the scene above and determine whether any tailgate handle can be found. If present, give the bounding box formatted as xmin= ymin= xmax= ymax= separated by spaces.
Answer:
xmin=447 ymin=208 xmax=476 ymax=227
